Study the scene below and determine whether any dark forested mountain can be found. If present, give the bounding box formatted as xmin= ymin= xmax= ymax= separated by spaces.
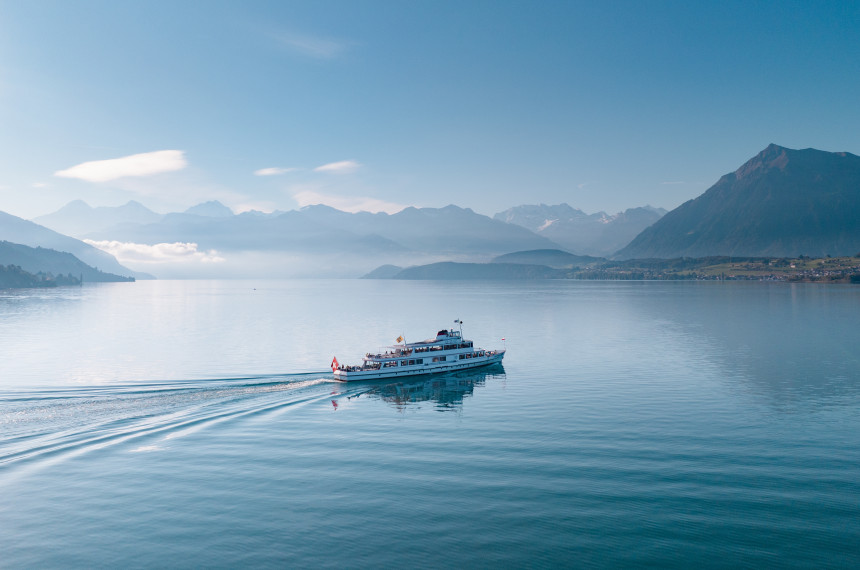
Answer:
xmin=0 ymin=210 xmax=144 ymax=278
xmin=616 ymin=145 xmax=860 ymax=259
xmin=494 ymin=203 xmax=665 ymax=256
xmin=491 ymin=249 xmax=603 ymax=268
xmin=371 ymin=261 xmax=565 ymax=280
xmin=33 ymin=200 xmax=162 ymax=237
xmin=0 ymin=241 xmax=134 ymax=283
xmin=0 ymin=264 xmax=76 ymax=288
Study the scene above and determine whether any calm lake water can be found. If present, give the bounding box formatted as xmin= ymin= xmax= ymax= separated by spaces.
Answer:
xmin=1 ymin=279 xmax=859 ymax=568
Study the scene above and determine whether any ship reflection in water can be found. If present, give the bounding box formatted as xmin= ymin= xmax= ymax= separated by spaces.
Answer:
xmin=355 ymin=365 xmax=506 ymax=411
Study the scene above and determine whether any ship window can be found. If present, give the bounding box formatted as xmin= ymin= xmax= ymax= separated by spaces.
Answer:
xmin=416 ymin=359 xmax=423 ymax=364
xmin=459 ymin=354 xmax=465 ymax=360
xmin=408 ymin=360 xmax=415 ymax=365
xmin=401 ymin=360 xmax=408 ymax=366
xmin=439 ymin=356 xmax=446 ymax=361
xmin=432 ymin=357 xmax=438 ymax=362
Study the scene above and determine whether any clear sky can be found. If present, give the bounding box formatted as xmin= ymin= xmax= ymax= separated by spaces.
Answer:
xmin=1 ymin=0 xmax=858 ymax=219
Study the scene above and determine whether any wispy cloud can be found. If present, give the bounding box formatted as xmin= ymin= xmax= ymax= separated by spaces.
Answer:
xmin=314 ymin=160 xmax=360 ymax=174
xmin=55 ymin=150 xmax=187 ymax=182
xmin=84 ymin=240 xmax=224 ymax=264
xmin=292 ymin=189 xmax=406 ymax=214
xmin=254 ymin=167 xmax=297 ymax=176
xmin=31 ymin=182 xmax=48 ymax=188
xmin=277 ymin=32 xmax=348 ymax=59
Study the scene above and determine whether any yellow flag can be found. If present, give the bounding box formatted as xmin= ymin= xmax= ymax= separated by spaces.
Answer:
xmin=396 ymin=335 xmax=403 ymax=343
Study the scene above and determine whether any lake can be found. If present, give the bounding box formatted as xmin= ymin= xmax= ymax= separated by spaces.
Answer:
xmin=1 ymin=279 xmax=859 ymax=567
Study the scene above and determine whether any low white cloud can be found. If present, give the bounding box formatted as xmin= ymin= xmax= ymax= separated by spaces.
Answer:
xmin=55 ymin=150 xmax=187 ymax=182
xmin=278 ymin=32 xmax=347 ymax=59
xmin=254 ymin=167 xmax=297 ymax=176
xmin=31 ymin=182 xmax=48 ymax=188
xmin=292 ymin=189 xmax=406 ymax=214
xmin=84 ymin=240 xmax=225 ymax=264
xmin=314 ymin=160 xmax=360 ymax=174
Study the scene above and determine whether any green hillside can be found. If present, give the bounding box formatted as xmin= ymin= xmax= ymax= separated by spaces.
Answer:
xmin=0 ymin=241 xmax=135 ymax=284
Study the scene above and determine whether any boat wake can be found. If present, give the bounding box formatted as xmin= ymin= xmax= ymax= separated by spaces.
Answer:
xmin=0 ymin=367 xmax=505 ymax=476
xmin=0 ymin=374 xmax=352 ymax=473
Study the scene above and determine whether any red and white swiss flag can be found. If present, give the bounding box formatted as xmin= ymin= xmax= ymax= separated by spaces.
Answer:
xmin=331 ymin=357 xmax=339 ymax=372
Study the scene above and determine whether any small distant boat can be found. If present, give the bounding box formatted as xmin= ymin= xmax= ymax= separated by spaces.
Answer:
xmin=332 ymin=320 xmax=505 ymax=382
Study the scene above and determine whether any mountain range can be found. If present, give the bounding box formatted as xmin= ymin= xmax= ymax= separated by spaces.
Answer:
xmin=41 ymin=203 xmax=566 ymax=278
xmin=617 ymin=144 xmax=860 ymax=259
xmin=11 ymin=143 xmax=860 ymax=279
xmin=76 ymin=203 xmax=558 ymax=256
xmin=493 ymin=204 xmax=666 ymax=256
xmin=32 ymin=199 xmax=662 ymax=277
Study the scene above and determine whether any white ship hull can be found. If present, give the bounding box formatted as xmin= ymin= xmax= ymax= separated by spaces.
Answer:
xmin=334 ymin=350 xmax=504 ymax=382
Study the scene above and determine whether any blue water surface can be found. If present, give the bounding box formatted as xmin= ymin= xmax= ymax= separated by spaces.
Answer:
xmin=1 ymin=279 xmax=859 ymax=568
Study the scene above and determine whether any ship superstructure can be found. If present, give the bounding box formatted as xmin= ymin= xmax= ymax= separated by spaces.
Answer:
xmin=332 ymin=321 xmax=504 ymax=381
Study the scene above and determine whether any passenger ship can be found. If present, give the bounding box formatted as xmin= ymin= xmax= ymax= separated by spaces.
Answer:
xmin=332 ymin=321 xmax=505 ymax=382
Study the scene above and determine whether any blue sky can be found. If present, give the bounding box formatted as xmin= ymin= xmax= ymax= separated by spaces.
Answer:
xmin=1 ymin=0 xmax=858 ymax=219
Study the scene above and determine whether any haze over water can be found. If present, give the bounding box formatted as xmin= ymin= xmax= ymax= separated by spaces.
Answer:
xmin=1 ymin=280 xmax=859 ymax=567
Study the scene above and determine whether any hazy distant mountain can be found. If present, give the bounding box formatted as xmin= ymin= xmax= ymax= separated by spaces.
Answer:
xmin=300 ymin=204 xmax=561 ymax=255
xmin=87 ymin=203 xmax=559 ymax=258
xmin=0 ymin=210 xmax=145 ymax=278
xmin=362 ymin=264 xmax=404 ymax=279
xmin=183 ymin=200 xmax=234 ymax=218
xmin=237 ymin=209 xmax=285 ymax=218
xmin=491 ymin=249 xmax=603 ymax=268
xmin=76 ymin=202 xmax=562 ymax=277
xmin=616 ymin=145 xmax=860 ymax=259
xmin=86 ymin=208 xmax=408 ymax=255
xmin=33 ymin=200 xmax=162 ymax=237
xmin=0 ymin=241 xmax=134 ymax=282
xmin=494 ymin=203 xmax=666 ymax=256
